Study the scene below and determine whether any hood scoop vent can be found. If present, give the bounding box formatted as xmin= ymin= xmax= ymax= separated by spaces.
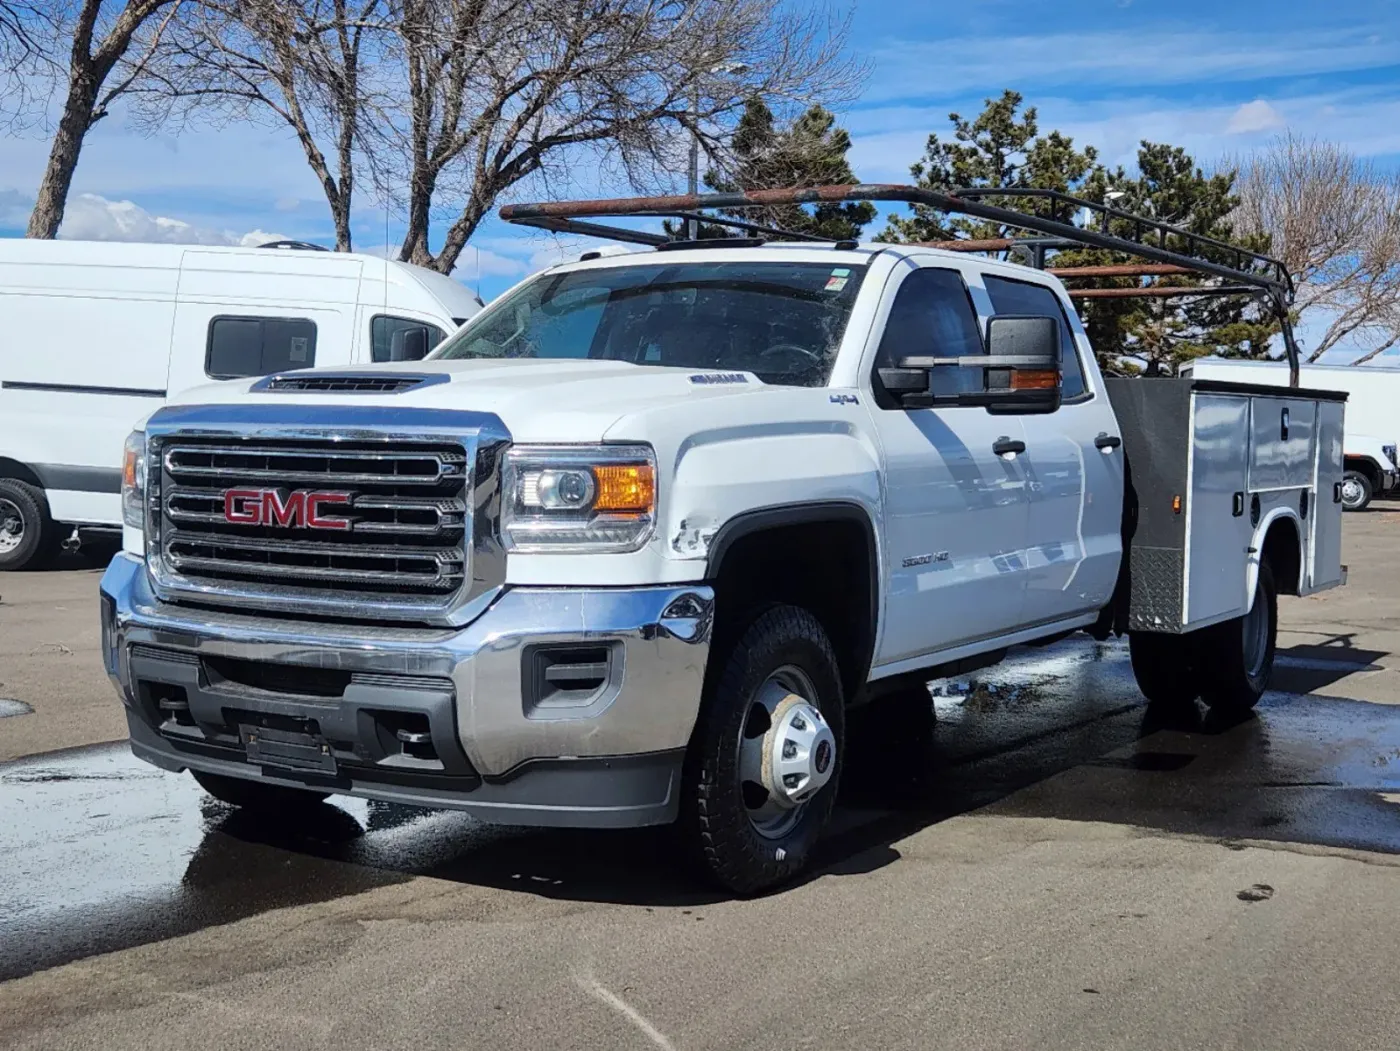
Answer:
xmin=252 ymin=372 xmax=450 ymax=395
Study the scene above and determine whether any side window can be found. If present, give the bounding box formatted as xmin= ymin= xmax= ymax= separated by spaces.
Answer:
xmin=207 ymin=316 xmax=317 ymax=378
xmin=371 ymin=316 xmax=446 ymax=363
xmin=983 ymin=275 xmax=1088 ymax=400
xmin=874 ymin=268 xmax=985 ymax=400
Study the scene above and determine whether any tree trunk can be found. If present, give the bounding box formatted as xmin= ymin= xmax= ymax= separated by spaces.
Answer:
xmin=399 ymin=163 xmax=438 ymax=267
xmin=330 ymin=189 xmax=352 ymax=252
xmin=433 ymin=194 xmax=492 ymax=275
xmin=27 ymin=70 xmax=100 ymax=239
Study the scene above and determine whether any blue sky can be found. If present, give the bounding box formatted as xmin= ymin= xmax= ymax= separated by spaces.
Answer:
xmin=1 ymin=0 xmax=1397 ymax=320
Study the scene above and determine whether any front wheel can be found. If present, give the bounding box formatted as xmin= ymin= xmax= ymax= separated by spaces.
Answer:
xmin=1198 ymin=562 xmax=1277 ymax=715
xmin=1341 ymin=470 xmax=1373 ymax=512
xmin=680 ymin=605 xmax=844 ymax=895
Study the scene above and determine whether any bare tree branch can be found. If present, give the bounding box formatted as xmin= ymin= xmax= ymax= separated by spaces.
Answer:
xmin=1232 ymin=133 xmax=1400 ymax=363
xmin=19 ymin=0 xmax=185 ymax=238
xmin=136 ymin=0 xmax=396 ymax=251
xmin=384 ymin=0 xmax=865 ymax=273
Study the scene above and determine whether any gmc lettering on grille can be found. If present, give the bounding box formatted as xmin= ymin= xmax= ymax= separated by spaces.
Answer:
xmin=223 ymin=489 xmax=353 ymax=530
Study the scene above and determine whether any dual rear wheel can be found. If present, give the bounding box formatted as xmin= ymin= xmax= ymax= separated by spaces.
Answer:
xmin=1129 ymin=562 xmax=1277 ymax=716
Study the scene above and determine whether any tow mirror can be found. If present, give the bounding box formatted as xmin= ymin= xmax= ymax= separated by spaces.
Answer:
xmin=876 ymin=314 xmax=1062 ymax=414
xmin=982 ymin=315 xmax=1062 ymax=414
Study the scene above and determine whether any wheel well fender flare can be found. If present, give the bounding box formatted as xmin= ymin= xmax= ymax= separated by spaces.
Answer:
xmin=1343 ymin=456 xmax=1381 ymax=485
xmin=0 ymin=457 xmax=43 ymax=488
xmin=704 ymin=499 xmax=881 ymax=644
xmin=1247 ymin=508 xmax=1303 ymax=606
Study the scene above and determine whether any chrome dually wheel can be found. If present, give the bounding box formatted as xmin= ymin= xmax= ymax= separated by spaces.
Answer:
xmin=681 ymin=605 xmax=845 ymax=895
xmin=736 ymin=665 xmax=837 ymax=838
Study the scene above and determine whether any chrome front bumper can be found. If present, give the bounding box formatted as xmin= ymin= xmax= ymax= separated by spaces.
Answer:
xmin=100 ymin=553 xmax=714 ymax=827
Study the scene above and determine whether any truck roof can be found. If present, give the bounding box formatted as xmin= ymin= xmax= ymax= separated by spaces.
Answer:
xmin=543 ymin=239 xmax=1068 ymax=287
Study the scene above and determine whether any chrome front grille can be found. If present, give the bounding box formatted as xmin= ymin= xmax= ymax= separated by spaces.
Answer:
xmin=145 ymin=413 xmax=508 ymax=625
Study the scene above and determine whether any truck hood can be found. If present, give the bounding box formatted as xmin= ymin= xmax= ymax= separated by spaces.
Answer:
xmin=165 ymin=358 xmax=769 ymax=443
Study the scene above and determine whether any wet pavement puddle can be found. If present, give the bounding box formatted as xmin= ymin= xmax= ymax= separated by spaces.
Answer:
xmin=4 ymin=637 xmax=1400 ymax=982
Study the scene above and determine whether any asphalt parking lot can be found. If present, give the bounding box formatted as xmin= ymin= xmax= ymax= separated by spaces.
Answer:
xmin=4 ymin=515 xmax=1400 ymax=1050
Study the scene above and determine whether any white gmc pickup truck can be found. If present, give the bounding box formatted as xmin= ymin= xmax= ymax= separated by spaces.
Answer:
xmin=101 ymin=187 xmax=1348 ymax=892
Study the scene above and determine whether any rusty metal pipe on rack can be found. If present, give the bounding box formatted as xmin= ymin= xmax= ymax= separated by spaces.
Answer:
xmin=1067 ymin=285 xmax=1259 ymax=299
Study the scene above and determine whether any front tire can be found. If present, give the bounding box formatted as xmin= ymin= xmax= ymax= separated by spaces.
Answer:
xmin=192 ymin=770 xmax=330 ymax=812
xmin=680 ymin=605 xmax=844 ymax=895
xmin=1198 ymin=561 xmax=1277 ymax=715
xmin=1341 ymin=469 xmax=1372 ymax=512
xmin=0 ymin=479 xmax=58 ymax=571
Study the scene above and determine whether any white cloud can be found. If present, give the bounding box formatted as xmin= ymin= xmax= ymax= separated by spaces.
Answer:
xmin=472 ymin=231 xmax=644 ymax=274
xmin=864 ymin=26 xmax=1400 ymax=102
xmin=56 ymin=193 xmax=290 ymax=247
xmin=457 ymin=244 xmax=533 ymax=278
xmin=1226 ymin=100 xmax=1285 ymax=134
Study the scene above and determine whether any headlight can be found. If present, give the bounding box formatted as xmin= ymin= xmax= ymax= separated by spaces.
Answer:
xmin=121 ymin=430 xmax=147 ymax=530
xmin=1384 ymin=443 xmax=1397 ymax=468
xmin=501 ymin=444 xmax=656 ymax=553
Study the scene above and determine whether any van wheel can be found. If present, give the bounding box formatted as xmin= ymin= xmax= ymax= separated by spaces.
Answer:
xmin=1129 ymin=630 xmax=1200 ymax=709
xmin=1341 ymin=470 xmax=1372 ymax=512
xmin=192 ymin=770 xmax=330 ymax=812
xmin=680 ymin=605 xmax=844 ymax=895
xmin=1199 ymin=562 xmax=1277 ymax=715
xmin=0 ymin=479 xmax=57 ymax=571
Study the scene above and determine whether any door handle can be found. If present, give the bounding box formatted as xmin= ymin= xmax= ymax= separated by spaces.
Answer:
xmin=1094 ymin=432 xmax=1122 ymax=450
xmin=993 ymin=437 xmax=1026 ymax=456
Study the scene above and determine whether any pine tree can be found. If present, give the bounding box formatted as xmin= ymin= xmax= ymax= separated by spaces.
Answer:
xmin=880 ymin=90 xmax=1277 ymax=374
xmin=1069 ymin=143 xmax=1277 ymax=375
xmin=879 ymin=90 xmax=1099 ymax=243
xmin=674 ymin=99 xmax=875 ymax=240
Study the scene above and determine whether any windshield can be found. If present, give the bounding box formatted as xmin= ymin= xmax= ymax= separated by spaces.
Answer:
xmin=432 ymin=261 xmax=867 ymax=387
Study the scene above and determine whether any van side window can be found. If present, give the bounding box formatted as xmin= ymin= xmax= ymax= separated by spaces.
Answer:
xmin=873 ymin=267 xmax=985 ymax=402
xmin=372 ymin=316 xmax=446 ymax=363
xmin=207 ymin=317 xmax=317 ymax=378
xmin=983 ymin=275 xmax=1088 ymax=400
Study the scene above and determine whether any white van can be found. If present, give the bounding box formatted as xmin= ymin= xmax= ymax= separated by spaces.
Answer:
xmin=0 ymin=238 xmax=482 ymax=569
xmin=1183 ymin=357 xmax=1400 ymax=511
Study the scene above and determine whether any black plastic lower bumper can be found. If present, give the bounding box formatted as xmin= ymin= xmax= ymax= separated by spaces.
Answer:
xmin=128 ymin=712 xmax=684 ymax=828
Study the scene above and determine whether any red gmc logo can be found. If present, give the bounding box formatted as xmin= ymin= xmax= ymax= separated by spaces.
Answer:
xmin=223 ymin=489 xmax=353 ymax=530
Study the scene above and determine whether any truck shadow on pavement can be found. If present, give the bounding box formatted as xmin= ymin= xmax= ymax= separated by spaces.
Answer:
xmin=194 ymin=636 xmax=1400 ymax=909
xmin=7 ymin=639 xmax=1400 ymax=981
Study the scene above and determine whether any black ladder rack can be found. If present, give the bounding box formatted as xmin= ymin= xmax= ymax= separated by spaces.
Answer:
xmin=499 ymin=183 xmax=1302 ymax=385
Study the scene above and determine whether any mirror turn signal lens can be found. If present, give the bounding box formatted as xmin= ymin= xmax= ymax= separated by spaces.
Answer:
xmin=1010 ymin=369 xmax=1059 ymax=391
xmin=593 ymin=463 xmax=655 ymax=513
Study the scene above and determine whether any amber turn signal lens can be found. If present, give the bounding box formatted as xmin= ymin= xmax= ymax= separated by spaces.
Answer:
xmin=122 ymin=447 xmax=138 ymax=489
xmin=593 ymin=463 xmax=655 ymax=513
xmin=1011 ymin=369 xmax=1059 ymax=391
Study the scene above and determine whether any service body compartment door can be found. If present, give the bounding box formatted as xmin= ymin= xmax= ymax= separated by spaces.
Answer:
xmin=1309 ymin=398 xmax=1345 ymax=591
xmin=1249 ymin=396 xmax=1316 ymax=491
xmin=1186 ymin=393 xmax=1252 ymax=625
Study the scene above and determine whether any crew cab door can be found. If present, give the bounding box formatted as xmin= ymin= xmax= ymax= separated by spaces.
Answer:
xmin=977 ymin=274 xmax=1123 ymax=626
xmin=867 ymin=263 xmax=1032 ymax=668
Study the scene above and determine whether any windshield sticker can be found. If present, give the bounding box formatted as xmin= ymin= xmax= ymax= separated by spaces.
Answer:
xmin=824 ymin=275 xmax=849 ymax=292
xmin=690 ymin=373 xmax=748 ymax=385
xmin=831 ymin=268 xmax=851 ymax=276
